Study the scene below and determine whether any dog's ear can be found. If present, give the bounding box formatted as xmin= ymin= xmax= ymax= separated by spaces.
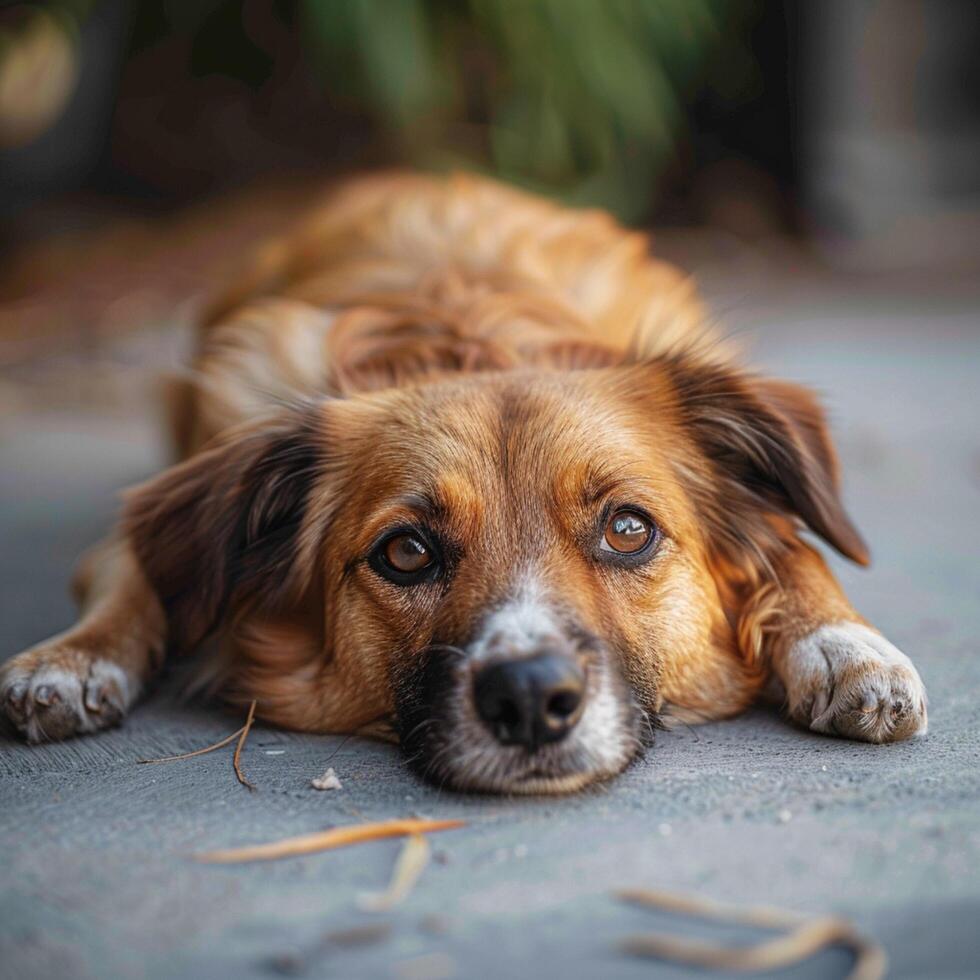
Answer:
xmin=664 ymin=356 xmax=870 ymax=566
xmin=123 ymin=411 xmax=324 ymax=651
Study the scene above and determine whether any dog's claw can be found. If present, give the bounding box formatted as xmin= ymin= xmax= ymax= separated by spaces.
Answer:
xmin=6 ymin=681 xmax=27 ymax=708
xmin=859 ymin=692 xmax=878 ymax=713
xmin=34 ymin=684 xmax=58 ymax=707
xmin=83 ymin=675 xmax=124 ymax=723
xmin=4 ymin=682 xmax=29 ymax=729
xmin=84 ymin=681 xmax=106 ymax=713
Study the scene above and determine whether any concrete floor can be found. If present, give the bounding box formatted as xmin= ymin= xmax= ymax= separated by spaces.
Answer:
xmin=1 ymin=262 xmax=979 ymax=979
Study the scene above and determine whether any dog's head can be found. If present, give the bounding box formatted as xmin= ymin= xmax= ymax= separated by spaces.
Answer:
xmin=126 ymin=356 xmax=867 ymax=793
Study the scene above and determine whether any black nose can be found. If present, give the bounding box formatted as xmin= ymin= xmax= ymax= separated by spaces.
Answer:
xmin=473 ymin=652 xmax=586 ymax=750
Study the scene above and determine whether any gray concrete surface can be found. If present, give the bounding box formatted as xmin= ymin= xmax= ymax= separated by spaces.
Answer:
xmin=2 ymin=265 xmax=979 ymax=979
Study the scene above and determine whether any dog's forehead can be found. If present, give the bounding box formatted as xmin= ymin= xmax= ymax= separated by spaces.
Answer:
xmin=330 ymin=370 xmax=693 ymax=548
xmin=357 ymin=372 xmax=644 ymax=469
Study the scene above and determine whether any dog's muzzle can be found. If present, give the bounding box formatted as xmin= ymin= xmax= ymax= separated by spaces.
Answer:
xmin=395 ymin=583 xmax=647 ymax=793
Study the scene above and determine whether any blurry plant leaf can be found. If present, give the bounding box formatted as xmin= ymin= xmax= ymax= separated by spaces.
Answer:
xmin=294 ymin=0 xmax=754 ymax=219
xmin=303 ymin=0 xmax=453 ymax=131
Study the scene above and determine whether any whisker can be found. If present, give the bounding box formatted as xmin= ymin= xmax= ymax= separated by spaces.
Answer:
xmin=400 ymin=716 xmax=438 ymax=753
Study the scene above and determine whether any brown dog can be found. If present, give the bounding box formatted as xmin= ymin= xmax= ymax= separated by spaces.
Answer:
xmin=0 ymin=173 xmax=927 ymax=792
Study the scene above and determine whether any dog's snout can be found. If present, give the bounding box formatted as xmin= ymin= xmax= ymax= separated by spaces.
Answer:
xmin=473 ymin=652 xmax=586 ymax=750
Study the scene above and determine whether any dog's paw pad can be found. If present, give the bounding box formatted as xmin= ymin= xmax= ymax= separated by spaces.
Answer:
xmin=0 ymin=646 xmax=134 ymax=743
xmin=787 ymin=623 xmax=927 ymax=744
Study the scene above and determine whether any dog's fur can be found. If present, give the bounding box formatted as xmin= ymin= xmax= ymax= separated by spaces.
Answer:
xmin=0 ymin=173 xmax=927 ymax=793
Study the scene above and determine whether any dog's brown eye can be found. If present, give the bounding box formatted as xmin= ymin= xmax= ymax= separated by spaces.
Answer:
xmin=602 ymin=510 xmax=654 ymax=555
xmin=383 ymin=534 xmax=432 ymax=573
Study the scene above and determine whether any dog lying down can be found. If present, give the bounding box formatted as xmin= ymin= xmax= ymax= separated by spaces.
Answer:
xmin=1 ymin=172 xmax=927 ymax=793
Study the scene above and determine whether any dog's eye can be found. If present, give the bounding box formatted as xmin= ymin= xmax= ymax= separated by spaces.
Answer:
xmin=368 ymin=530 xmax=439 ymax=585
xmin=601 ymin=510 xmax=655 ymax=556
xmin=384 ymin=534 xmax=432 ymax=573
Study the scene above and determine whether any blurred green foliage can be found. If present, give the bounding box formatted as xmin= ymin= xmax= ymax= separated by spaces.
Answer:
xmin=300 ymin=0 xmax=757 ymax=219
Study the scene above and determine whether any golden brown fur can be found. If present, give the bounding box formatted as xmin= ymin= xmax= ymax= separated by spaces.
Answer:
xmin=0 ymin=172 xmax=927 ymax=791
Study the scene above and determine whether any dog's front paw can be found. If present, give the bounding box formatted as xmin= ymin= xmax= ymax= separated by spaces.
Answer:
xmin=0 ymin=641 xmax=136 ymax=743
xmin=784 ymin=623 xmax=927 ymax=743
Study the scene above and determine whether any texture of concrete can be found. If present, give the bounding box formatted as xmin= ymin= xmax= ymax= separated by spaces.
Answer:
xmin=2 ymin=263 xmax=979 ymax=980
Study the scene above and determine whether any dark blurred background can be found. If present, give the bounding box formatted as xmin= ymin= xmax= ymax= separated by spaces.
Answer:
xmin=1 ymin=0 xmax=979 ymax=368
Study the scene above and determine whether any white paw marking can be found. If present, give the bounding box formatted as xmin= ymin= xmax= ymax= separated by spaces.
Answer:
xmin=786 ymin=623 xmax=927 ymax=743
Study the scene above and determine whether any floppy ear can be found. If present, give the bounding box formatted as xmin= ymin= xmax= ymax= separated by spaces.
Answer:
xmin=123 ymin=411 xmax=324 ymax=652
xmin=664 ymin=357 xmax=870 ymax=566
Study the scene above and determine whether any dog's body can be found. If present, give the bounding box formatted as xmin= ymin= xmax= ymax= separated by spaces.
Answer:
xmin=1 ymin=173 xmax=926 ymax=792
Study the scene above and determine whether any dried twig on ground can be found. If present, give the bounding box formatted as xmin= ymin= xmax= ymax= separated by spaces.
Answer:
xmin=358 ymin=833 xmax=431 ymax=912
xmin=137 ymin=700 xmax=259 ymax=791
xmin=195 ymin=818 xmax=466 ymax=864
xmin=233 ymin=700 xmax=257 ymax=790
xmin=138 ymin=727 xmax=245 ymax=764
xmin=617 ymin=888 xmax=886 ymax=980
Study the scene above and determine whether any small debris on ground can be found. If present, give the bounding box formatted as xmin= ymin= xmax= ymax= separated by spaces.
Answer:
xmin=311 ymin=767 xmax=343 ymax=791
xmin=358 ymin=833 xmax=430 ymax=911
xmin=394 ymin=951 xmax=458 ymax=980
xmin=777 ymin=809 xmax=792 ymax=823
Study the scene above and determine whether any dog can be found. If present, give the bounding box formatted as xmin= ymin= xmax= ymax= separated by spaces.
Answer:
xmin=0 ymin=172 xmax=927 ymax=793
